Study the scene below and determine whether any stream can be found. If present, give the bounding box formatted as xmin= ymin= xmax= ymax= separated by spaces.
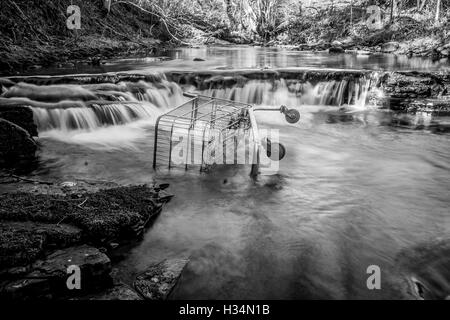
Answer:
xmin=5 ymin=47 xmax=450 ymax=299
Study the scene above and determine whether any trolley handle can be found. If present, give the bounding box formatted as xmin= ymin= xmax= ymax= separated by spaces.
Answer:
xmin=253 ymin=106 xmax=301 ymax=124
xmin=183 ymin=92 xmax=198 ymax=98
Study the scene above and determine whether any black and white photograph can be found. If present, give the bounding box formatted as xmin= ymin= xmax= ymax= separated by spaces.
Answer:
xmin=0 ymin=0 xmax=449 ymax=308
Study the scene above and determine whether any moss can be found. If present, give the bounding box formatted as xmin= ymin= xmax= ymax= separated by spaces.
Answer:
xmin=0 ymin=185 xmax=162 ymax=244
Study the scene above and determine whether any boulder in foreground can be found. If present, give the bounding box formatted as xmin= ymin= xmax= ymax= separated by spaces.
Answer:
xmin=1 ymin=245 xmax=111 ymax=299
xmin=134 ymin=258 xmax=189 ymax=300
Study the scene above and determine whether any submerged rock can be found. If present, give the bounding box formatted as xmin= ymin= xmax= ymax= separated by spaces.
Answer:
xmin=134 ymin=258 xmax=189 ymax=300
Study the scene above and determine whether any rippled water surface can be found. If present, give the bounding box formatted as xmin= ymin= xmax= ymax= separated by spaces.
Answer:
xmin=12 ymin=47 xmax=450 ymax=299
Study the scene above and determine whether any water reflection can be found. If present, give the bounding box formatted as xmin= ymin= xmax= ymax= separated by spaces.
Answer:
xmin=18 ymin=46 xmax=450 ymax=76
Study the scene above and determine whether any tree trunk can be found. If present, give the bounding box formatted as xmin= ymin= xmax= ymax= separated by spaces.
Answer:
xmin=390 ymin=0 xmax=395 ymax=22
xmin=435 ymin=0 xmax=441 ymax=24
xmin=224 ymin=0 xmax=237 ymax=28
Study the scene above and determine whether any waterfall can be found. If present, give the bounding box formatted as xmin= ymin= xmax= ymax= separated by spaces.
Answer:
xmin=32 ymin=102 xmax=163 ymax=132
xmin=4 ymin=71 xmax=382 ymax=136
xmin=200 ymin=75 xmax=378 ymax=108
xmin=22 ymin=79 xmax=187 ymax=132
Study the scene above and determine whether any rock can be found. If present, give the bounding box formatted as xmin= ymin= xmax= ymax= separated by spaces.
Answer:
xmin=381 ymin=41 xmax=400 ymax=53
xmin=108 ymin=242 xmax=119 ymax=250
xmin=431 ymin=48 xmax=441 ymax=61
xmin=356 ymin=50 xmax=371 ymax=56
xmin=0 ymin=105 xmax=37 ymax=137
xmin=0 ymin=118 xmax=37 ymax=168
xmin=0 ymin=185 xmax=165 ymax=243
xmin=382 ymin=72 xmax=446 ymax=100
xmin=1 ymin=245 xmax=112 ymax=299
xmin=91 ymin=57 xmax=102 ymax=66
xmin=3 ymin=82 xmax=97 ymax=102
xmin=405 ymin=99 xmax=450 ymax=115
xmin=331 ymin=40 xmax=343 ymax=47
xmin=90 ymin=283 xmax=142 ymax=300
xmin=329 ymin=46 xmax=345 ymax=54
xmin=0 ymin=221 xmax=83 ymax=270
xmin=134 ymin=258 xmax=189 ymax=300
xmin=0 ymin=78 xmax=15 ymax=94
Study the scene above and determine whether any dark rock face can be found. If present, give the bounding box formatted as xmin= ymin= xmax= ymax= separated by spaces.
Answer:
xmin=382 ymin=72 xmax=443 ymax=99
xmin=329 ymin=46 xmax=345 ymax=54
xmin=1 ymin=245 xmax=112 ymax=299
xmin=0 ymin=118 xmax=37 ymax=167
xmin=134 ymin=259 xmax=189 ymax=300
xmin=380 ymin=72 xmax=450 ymax=111
xmin=0 ymin=105 xmax=37 ymax=137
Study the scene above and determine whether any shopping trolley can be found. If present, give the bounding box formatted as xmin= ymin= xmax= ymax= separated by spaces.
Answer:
xmin=152 ymin=93 xmax=300 ymax=177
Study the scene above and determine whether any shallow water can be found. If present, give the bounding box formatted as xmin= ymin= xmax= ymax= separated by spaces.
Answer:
xmin=20 ymin=46 xmax=450 ymax=75
xmin=9 ymin=47 xmax=450 ymax=299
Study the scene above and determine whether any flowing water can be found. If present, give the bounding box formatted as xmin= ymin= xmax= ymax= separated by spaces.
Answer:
xmin=5 ymin=47 xmax=450 ymax=299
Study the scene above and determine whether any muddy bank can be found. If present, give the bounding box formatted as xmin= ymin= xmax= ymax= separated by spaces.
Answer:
xmin=0 ymin=180 xmax=186 ymax=300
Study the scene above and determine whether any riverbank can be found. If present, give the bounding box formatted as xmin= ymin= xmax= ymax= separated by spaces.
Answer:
xmin=0 ymin=0 xmax=176 ymax=76
xmin=0 ymin=179 xmax=187 ymax=300
xmin=2 ymin=1 xmax=450 ymax=75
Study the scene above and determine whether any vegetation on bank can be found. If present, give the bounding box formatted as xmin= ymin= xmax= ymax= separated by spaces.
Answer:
xmin=0 ymin=0 xmax=449 ymax=73
xmin=0 ymin=0 xmax=172 ymax=74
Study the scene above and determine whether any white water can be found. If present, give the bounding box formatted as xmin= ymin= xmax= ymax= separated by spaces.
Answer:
xmin=201 ymin=75 xmax=379 ymax=110
xmin=27 ymin=75 xmax=379 ymax=142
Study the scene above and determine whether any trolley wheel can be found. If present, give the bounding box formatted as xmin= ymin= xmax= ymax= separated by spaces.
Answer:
xmin=266 ymin=139 xmax=286 ymax=161
xmin=285 ymin=109 xmax=300 ymax=124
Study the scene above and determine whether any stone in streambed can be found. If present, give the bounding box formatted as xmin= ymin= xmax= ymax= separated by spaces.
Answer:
xmin=329 ymin=46 xmax=344 ymax=54
xmin=1 ymin=245 xmax=112 ymax=299
xmin=134 ymin=258 xmax=189 ymax=300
